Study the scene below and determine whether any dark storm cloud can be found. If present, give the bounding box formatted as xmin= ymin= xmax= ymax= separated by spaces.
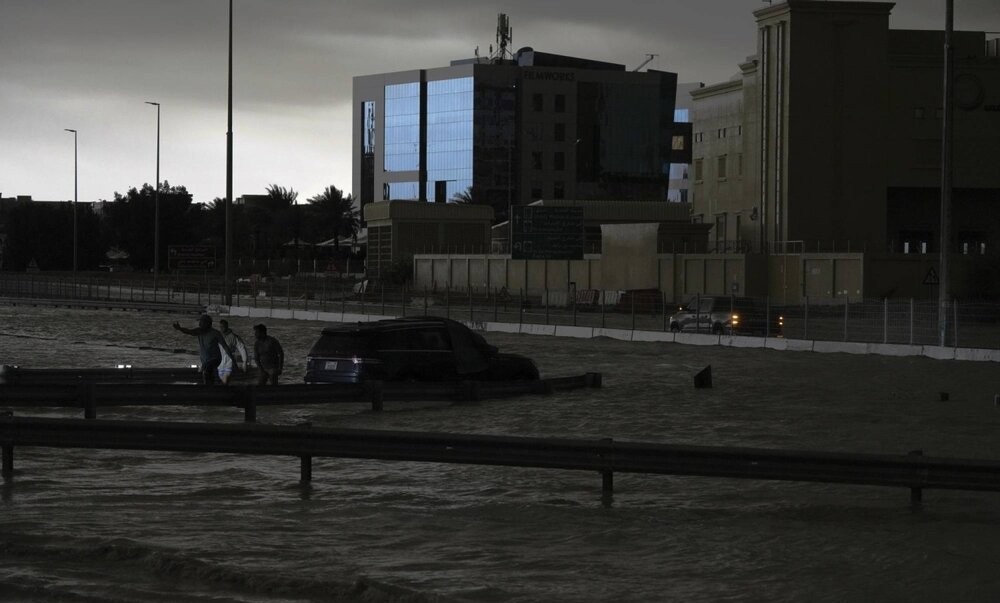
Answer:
xmin=2 ymin=0 xmax=997 ymax=203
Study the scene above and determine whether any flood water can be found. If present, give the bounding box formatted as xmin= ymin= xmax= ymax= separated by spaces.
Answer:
xmin=2 ymin=305 xmax=1000 ymax=602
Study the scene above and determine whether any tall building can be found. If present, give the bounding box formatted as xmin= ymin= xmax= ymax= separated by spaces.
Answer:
xmin=690 ymin=0 xmax=1000 ymax=257
xmin=353 ymin=47 xmax=683 ymax=224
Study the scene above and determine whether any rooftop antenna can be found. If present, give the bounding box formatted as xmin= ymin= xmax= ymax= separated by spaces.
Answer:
xmin=493 ymin=13 xmax=512 ymax=63
xmin=632 ymin=53 xmax=658 ymax=71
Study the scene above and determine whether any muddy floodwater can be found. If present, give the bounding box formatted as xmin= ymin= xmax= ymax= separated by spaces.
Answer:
xmin=2 ymin=305 xmax=1000 ymax=603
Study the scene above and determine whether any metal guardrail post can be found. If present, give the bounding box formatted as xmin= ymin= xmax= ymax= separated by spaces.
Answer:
xmin=909 ymin=449 xmax=923 ymax=504
xmin=299 ymin=422 xmax=313 ymax=483
xmin=79 ymin=384 xmax=96 ymax=419
xmin=368 ymin=380 xmax=384 ymax=412
xmin=600 ymin=437 xmax=614 ymax=508
xmin=243 ymin=387 xmax=257 ymax=423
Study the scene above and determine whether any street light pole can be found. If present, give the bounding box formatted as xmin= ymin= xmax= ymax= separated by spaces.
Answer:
xmin=64 ymin=128 xmax=78 ymax=273
xmin=938 ymin=0 xmax=953 ymax=347
xmin=145 ymin=101 xmax=161 ymax=280
xmin=224 ymin=0 xmax=234 ymax=305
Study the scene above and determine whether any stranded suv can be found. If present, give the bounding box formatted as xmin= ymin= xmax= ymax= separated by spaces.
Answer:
xmin=304 ymin=317 xmax=540 ymax=384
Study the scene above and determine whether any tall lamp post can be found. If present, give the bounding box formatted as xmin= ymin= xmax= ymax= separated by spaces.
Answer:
xmin=938 ymin=0 xmax=954 ymax=347
xmin=145 ymin=101 xmax=161 ymax=282
xmin=64 ymin=128 xmax=78 ymax=273
xmin=223 ymin=0 xmax=234 ymax=305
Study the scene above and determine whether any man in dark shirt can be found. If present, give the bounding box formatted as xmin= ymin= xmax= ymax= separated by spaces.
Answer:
xmin=173 ymin=314 xmax=238 ymax=385
xmin=252 ymin=323 xmax=284 ymax=385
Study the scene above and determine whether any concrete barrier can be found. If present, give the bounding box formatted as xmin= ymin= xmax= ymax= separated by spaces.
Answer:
xmin=485 ymin=321 xmax=521 ymax=334
xmin=955 ymin=348 xmax=1000 ymax=362
xmin=554 ymin=325 xmax=595 ymax=339
xmin=674 ymin=332 xmax=720 ymax=347
xmin=728 ymin=335 xmax=767 ymax=349
xmin=922 ymin=346 xmax=957 ymax=361
xmin=520 ymin=324 xmax=556 ymax=336
xmin=868 ymin=343 xmax=924 ymax=357
xmin=631 ymin=330 xmax=673 ymax=343
xmin=783 ymin=339 xmax=814 ymax=352
xmin=593 ymin=328 xmax=633 ymax=341
xmin=764 ymin=338 xmax=789 ymax=351
xmin=813 ymin=341 xmax=870 ymax=355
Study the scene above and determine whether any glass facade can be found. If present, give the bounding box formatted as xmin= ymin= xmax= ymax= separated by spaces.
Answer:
xmin=384 ymin=182 xmax=420 ymax=200
xmin=384 ymin=82 xmax=420 ymax=173
xmin=426 ymin=77 xmax=473 ymax=201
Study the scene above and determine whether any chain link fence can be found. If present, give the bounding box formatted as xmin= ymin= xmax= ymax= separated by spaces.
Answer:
xmin=1 ymin=273 xmax=997 ymax=350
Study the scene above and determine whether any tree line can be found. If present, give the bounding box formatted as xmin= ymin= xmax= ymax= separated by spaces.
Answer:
xmin=0 ymin=183 xmax=360 ymax=274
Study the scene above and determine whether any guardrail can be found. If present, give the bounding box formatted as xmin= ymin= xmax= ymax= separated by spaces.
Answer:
xmin=0 ymin=373 xmax=602 ymax=421
xmin=0 ymin=366 xmax=203 ymax=385
xmin=2 ymin=416 xmax=998 ymax=506
xmin=0 ymin=296 xmax=204 ymax=314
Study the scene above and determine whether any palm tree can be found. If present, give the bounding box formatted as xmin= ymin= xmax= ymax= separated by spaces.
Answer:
xmin=265 ymin=184 xmax=298 ymax=207
xmin=307 ymin=185 xmax=360 ymax=251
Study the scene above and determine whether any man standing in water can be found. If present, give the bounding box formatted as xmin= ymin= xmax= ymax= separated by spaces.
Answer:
xmin=217 ymin=319 xmax=249 ymax=385
xmin=252 ymin=323 xmax=284 ymax=385
xmin=173 ymin=315 xmax=238 ymax=385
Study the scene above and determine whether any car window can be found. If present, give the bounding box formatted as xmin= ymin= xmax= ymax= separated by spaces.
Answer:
xmin=419 ymin=328 xmax=451 ymax=350
xmin=375 ymin=328 xmax=449 ymax=351
xmin=697 ymin=298 xmax=714 ymax=313
xmin=309 ymin=333 xmax=370 ymax=357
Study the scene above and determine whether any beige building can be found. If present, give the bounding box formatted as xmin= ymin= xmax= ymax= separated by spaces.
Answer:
xmin=691 ymin=0 xmax=1000 ymax=260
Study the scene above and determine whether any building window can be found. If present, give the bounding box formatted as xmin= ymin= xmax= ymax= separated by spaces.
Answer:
xmin=694 ymin=158 xmax=704 ymax=182
xmin=531 ymin=183 xmax=543 ymax=199
xmin=736 ymin=153 xmax=743 ymax=177
xmin=553 ymin=181 xmax=565 ymax=199
xmin=426 ymin=77 xmax=473 ymax=202
xmin=717 ymin=155 xmax=727 ymax=180
xmin=554 ymin=122 xmax=566 ymax=142
xmin=554 ymin=94 xmax=566 ymax=113
xmin=532 ymin=93 xmax=543 ymax=112
xmin=672 ymin=135 xmax=685 ymax=151
xmin=914 ymin=107 xmax=925 ymax=119
xmin=717 ymin=128 xmax=726 ymax=139
xmin=531 ymin=151 xmax=543 ymax=170
xmin=737 ymin=125 xmax=742 ymax=136
xmin=383 ymin=82 xmax=420 ymax=172
xmin=694 ymin=132 xmax=703 ymax=143
xmin=362 ymin=101 xmax=376 ymax=155
xmin=553 ymin=151 xmax=565 ymax=171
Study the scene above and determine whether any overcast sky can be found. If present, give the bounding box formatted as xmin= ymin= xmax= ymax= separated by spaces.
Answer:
xmin=2 ymin=0 xmax=997 ymax=205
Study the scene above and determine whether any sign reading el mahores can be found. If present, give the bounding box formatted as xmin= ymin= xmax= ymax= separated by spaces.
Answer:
xmin=510 ymin=206 xmax=584 ymax=261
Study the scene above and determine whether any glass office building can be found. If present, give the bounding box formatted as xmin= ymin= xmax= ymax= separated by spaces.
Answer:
xmin=354 ymin=50 xmax=684 ymax=223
